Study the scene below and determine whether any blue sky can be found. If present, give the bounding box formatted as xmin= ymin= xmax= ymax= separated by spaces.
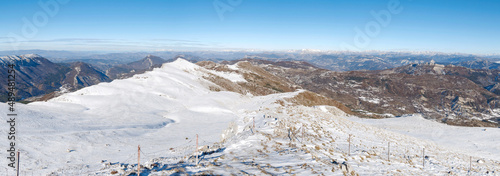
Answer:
xmin=1 ymin=0 xmax=499 ymax=54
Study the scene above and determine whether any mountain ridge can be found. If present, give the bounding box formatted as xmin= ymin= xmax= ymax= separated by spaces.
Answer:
xmin=0 ymin=54 xmax=110 ymax=102
xmin=233 ymin=58 xmax=500 ymax=127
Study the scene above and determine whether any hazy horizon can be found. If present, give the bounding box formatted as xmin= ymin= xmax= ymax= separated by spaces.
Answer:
xmin=0 ymin=49 xmax=498 ymax=57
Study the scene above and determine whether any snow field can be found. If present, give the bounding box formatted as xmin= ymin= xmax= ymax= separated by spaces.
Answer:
xmin=98 ymin=99 xmax=499 ymax=175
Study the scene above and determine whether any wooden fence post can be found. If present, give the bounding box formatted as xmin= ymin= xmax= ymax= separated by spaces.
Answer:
xmin=196 ymin=134 xmax=199 ymax=166
xmin=469 ymin=156 xmax=472 ymax=172
xmin=388 ymin=142 xmax=390 ymax=162
xmin=422 ymin=148 xmax=425 ymax=168
xmin=253 ymin=117 xmax=255 ymax=129
xmin=348 ymin=134 xmax=352 ymax=156
xmin=302 ymin=126 xmax=304 ymax=140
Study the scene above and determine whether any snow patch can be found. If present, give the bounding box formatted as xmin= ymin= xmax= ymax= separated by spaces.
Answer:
xmin=359 ymin=96 xmax=380 ymax=104
xmin=207 ymin=69 xmax=247 ymax=83
xmin=227 ymin=63 xmax=240 ymax=70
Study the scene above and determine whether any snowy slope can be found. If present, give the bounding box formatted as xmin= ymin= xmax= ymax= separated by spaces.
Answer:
xmin=0 ymin=58 xmax=499 ymax=175
xmin=345 ymin=115 xmax=500 ymax=161
xmin=0 ymin=59 xmax=252 ymax=175
xmin=94 ymin=101 xmax=500 ymax=175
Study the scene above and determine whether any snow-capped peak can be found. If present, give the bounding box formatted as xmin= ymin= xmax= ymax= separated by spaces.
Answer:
xmin=166 ymin=58 xmax=198 ymax=70
xmin=0 ymin=54 xmax=44 ymax=64
xmin=23 ymin=53 xmax=42 ymax=58
xmin=0 ymin=54 xmax=42 ymax=61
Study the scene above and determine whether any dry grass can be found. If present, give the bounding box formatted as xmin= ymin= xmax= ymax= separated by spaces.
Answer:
xmin=286 ymin=91 xmax=353 ymax=115
xmin=445 ymin=118 xmax=498 ymax=127
xmin=202 ymin=73 xmax=246 ymax=94
xmin=197 ymin=61 xmax=297 ymax=96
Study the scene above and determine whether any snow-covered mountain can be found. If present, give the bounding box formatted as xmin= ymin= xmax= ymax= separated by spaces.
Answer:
xmin=0 ymin=54 xmax=69 ymax=101
xmin=0 ymin=59 xmax=498 ymax=175
xmin=0 ymin=54 xmax=111 ymax=102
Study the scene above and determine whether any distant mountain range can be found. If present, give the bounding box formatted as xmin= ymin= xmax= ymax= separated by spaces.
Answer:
xmin=2 ymin=50 xmax=498 ymax=72
xmin=245 ymin=52 xmax=496 ymax=71
xmin=105 ymin=55 xmax=168 ymax=79
xmin=452 ymin=60 xmax=500 ymax=70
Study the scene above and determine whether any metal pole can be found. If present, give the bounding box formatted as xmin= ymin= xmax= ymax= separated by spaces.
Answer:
xmin=138 ymin=145 xmax=140 ymax=176
xmin=17 ymin=151 xmax=20 ymax=176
